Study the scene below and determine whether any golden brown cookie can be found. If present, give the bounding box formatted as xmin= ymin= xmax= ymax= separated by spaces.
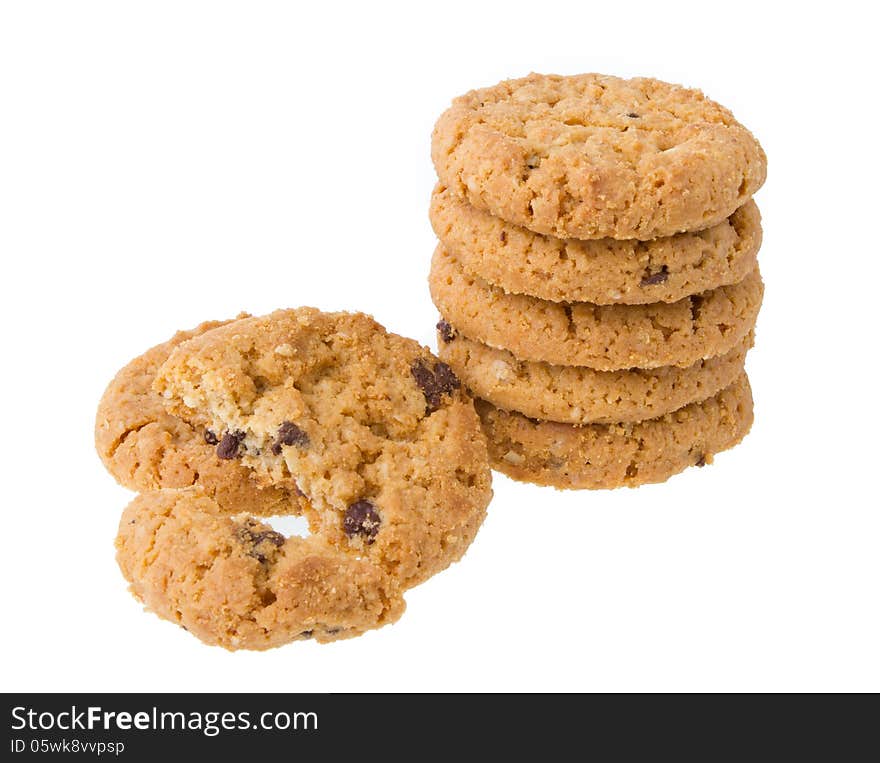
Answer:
xmin=116 ymin=489 xmax=405 ymax=650
xmin=477 ymin=374 xmax=754 ymax=489
xmin=438 ymin=323 xmax=752 ymax=424
xmin=429 ymin=245 xmax=763 ymax=370
xmin=430 ymin=184 xmax=762 ymax=304
xmin=432 ymin=72 xmax=766 ymax=240
xmin=95 ymin=318 xmax=302 ymax=516
xmin=154 ymin=308 xmax=493 ymax=591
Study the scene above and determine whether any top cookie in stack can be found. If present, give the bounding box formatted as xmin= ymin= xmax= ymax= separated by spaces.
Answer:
xmin=428 ymin=73 xmax=766 ymax=489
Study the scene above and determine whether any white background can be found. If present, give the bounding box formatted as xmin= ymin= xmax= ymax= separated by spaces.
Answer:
xmin=2 ymin=0 xmax=877 ymax=693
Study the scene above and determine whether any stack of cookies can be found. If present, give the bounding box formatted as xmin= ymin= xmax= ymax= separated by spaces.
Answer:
xmin=428 ymin=73 xmax=766 ymax=489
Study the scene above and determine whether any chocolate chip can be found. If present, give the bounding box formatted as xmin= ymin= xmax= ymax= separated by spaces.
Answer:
xmin=237 ymin=522 xmax=285 ymax=563
xmin=627 ymin=112 xmax=640 ymax=118
xmin=690 ymin=294 xmax=704 ymax=323
xmin=344 ymin=500 xmax=381 ymax=543
xmin=204 ymin=429 xmax=219 ymax=446
xmin=271 ymin=420 xmax=309 ymax=455
xmin=436 ymin=319 xmax=457 ymax=344
xmin=434 ymin=361 xmax=460 ymax=392
xmin=325 ymin=627 xmax=343 ymax=635
xmin=299 ymin=630 xmax=314 ymax=639
xmin=216 ymin=430 xmax=245 ymax=459
xmin=640 ymin=265 xmax=669 ymax=287
xmin=411 ymin=359 xmax=437 ymax=405
xmin=695 ymin=454 xmax=707 ymax=467
xmin=499 ymin=230 xmax=507 ymax=243
xmin=411 ymin=358 xmax=461 ymax=414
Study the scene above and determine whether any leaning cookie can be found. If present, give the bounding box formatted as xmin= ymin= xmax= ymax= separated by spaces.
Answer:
xmin=116 ymin=489 xmax=405 ymax=650
xmin=95 ymin=318 xmax=303 ymax=516
xmin=430 ymin=245 xmax=763 ymax=370
xmin=154 ymin=308 xmax=493 ymax=590
xmin=432 ymin=72 xmax=766 ymax=240
xmin=430 ymin=184 xmax=762 ymax=305
xmin=438 ymin=323 xmax=752 ymax=424
xmin=477 ymin=374 xmax=754 ymax=489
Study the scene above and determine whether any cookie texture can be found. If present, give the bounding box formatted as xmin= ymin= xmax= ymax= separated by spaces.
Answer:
xmin=430 ymin=246 xmax=762 ymax=370
xmin=477 ymin=374 xmax=753 ymax=489
xmin=154 ymin=308 xmax=493 ymax=590
xmin=430 ymin=184 xmax=762 ymax=304
xmin=95 ymin=318 xmax=302 ymax=516
xmin=116 ymin=489 xmax=405 ymax=650
xmin=432 ymin=72 xmax=766 ymax=240
xmin=439 ymin=326 xmax=752 ymax=424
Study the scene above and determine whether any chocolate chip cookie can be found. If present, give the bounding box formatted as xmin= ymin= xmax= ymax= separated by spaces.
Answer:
xmin=95 ymin=318 xmax=303 ymax=516
xmin=430 ymin=245 xmax=763 ymax=370
xmin=154 ymin=308 xmax=493 ymax=590
xmin=439 ymin=323 xmax=752 ymax=424
xmin=478 ymin=373 xmax=754 ymax=489
xmin=116 ymin=489 xmax=405 ymax=649
xmin=432 ymin=72 xmax=766 ymax=239
xmin=430 ymin=184 xmax=762 ymax=304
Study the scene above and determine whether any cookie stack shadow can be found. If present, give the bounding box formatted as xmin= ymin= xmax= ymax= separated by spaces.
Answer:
xmin=428 ymin=73 xmax=767 ymax=489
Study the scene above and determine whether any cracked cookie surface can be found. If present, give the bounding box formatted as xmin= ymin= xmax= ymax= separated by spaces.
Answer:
xmin=439 ymin=325 xmax=752 ymax=424
xmin=430 ymin=245 xmax=763 ymax=370
xmin=116 ymin=489 xmax=405 ymax=650
xmin=477 ymin=373 xmax=753 ymax=489
xmin=154 ymin=308 xmax=493 ymax=590
xmin=432 ymin=72 xmax=766 ymax=240
xmin=430 ymin=184 xmax=762 ymax=304
xmin=95 ymin=318 xmax=303 ymax=516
